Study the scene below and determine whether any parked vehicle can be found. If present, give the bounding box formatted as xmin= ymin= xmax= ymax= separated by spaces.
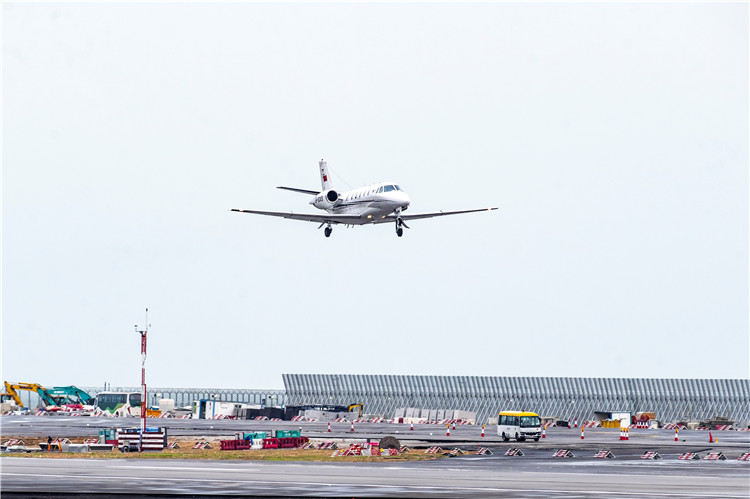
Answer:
xmin=94 ymin=391 xmax=141 ymax=417
xmin=498 ymin=411 xmax=542 ymax=441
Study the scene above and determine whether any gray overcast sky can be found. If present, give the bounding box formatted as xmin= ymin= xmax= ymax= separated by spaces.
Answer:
xmin=3 ymin=2 xmax=748 ymax=390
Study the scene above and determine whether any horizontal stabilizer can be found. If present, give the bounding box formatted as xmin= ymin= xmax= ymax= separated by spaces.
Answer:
xmin=277 ymin=186 xmax=319 ymax=195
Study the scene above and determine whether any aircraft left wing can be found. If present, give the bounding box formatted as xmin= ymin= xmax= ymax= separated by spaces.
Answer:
xmin=230 ymin=209 xmax=368 ymax=225
xmin=374 ymin=207 xmax=499 ymax=223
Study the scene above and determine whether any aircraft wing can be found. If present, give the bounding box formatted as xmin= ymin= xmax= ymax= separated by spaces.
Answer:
xmin=373 ymin=207 xmax=499 ymax=224
xmin=230 ymin=207 xmax=498 ymax=226
xmin=230 ymin=209 xmax=368 ymax=225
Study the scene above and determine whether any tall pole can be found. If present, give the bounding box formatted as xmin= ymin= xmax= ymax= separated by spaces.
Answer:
xmin=135 ymin=309 xmax=149 ymax=452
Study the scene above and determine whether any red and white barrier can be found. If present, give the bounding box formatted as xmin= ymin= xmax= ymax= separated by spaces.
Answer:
xmin=327 ymin=422 xmax=331 ymax=433
xmin=581 ymin=427 xmax=585 ymax=440
xmin=640 ymin=451 xmax=661 ymax=460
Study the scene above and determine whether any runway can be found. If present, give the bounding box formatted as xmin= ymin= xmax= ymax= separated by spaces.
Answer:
xmin=2 ymin=416 xmax=749 ymax=497
xmin=3 ymin=454 xmax=749 ymax=498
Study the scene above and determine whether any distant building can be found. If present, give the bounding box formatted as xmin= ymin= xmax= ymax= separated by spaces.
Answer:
xmin=282 ymin=374 xmax=750 ymax=425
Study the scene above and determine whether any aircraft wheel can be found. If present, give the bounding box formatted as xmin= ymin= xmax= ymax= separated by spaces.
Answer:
xmin=396 ymin=227 xmax=403 ymax=237
xmin=324 ymin=227 xmax=332 ymax=237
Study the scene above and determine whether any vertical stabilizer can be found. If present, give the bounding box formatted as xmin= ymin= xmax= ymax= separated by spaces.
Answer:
xmin=319 ymin=159 xmax=333 ymax=191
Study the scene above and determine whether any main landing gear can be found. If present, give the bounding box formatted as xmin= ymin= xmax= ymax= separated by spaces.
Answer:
xmin=319 ymin=221 xmax=333 ymax=237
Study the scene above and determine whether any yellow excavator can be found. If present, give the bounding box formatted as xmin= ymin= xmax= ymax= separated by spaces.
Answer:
xmin=1 ymin=382 xmax=58 ymax=407
xmin=348 ymin=403 xmax=363 ymax=418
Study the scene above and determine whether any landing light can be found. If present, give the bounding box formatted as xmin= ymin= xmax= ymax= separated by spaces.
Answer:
xmin=367 ymin=215 xmax=372 ymax=219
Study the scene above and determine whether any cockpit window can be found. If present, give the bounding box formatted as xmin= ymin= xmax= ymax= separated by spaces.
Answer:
xmin=394 ymin=185 xmax=401 ymax=191
xmin=383 ymin=185 xmax=395 ymax=192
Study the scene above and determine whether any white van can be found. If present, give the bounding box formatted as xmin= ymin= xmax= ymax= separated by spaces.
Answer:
xmin=498 ymin=411 xmax=542 ymax=441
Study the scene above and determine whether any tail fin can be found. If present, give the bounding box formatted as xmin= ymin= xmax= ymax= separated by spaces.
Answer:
xmin=319 ymin=159 xmax=333 ymax=191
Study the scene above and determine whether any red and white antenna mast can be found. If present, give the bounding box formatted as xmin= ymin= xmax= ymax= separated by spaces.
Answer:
xmin=135 ymin=308 xmax=149 ymax=451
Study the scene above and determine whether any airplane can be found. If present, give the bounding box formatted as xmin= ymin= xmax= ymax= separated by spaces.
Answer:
xmin=231 ymin=159 xmax=498 ymax=237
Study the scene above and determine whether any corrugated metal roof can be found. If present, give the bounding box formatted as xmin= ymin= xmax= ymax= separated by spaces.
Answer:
xmin=282 ymin=374 xmax=750 ymax=424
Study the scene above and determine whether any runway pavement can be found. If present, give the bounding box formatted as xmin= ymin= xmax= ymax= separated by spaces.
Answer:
xmin=2 ymin=416 xmax=749 ymax=497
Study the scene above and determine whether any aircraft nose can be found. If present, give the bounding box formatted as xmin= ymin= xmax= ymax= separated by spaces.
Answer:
xmin=401 ymin=192 xmax=411 ymax=208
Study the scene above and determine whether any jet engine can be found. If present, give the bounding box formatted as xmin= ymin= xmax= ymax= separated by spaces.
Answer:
xmin=311 ymin=189 xmax=342 ymax=209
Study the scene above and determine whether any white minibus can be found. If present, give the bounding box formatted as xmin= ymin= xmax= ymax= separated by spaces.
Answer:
xmin=498 ymin=411 xmax=542 ymax=441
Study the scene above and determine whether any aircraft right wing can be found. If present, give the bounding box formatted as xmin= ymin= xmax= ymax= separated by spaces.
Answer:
xmin=230 ymin=208 xmax=369 ymax=225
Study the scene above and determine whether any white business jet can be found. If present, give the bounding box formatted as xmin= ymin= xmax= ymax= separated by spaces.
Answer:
xmin=231 ymin=159 xmax=498 ymax=237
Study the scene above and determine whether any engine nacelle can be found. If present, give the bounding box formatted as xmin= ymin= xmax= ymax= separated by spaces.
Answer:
xmin=311 ymin=189 xmax=341 ymax=209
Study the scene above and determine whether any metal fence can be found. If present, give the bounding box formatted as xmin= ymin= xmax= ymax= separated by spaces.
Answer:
xmin=83 ymin=387 xmax=287 ymax=409
xmin=282 ymin=374 xmax=750 ymax=425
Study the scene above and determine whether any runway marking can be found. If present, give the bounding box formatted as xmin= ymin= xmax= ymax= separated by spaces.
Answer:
xmin=2 ymin=472 xmax=747 ymax=498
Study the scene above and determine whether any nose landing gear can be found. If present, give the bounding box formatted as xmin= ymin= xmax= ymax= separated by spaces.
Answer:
xmin=395 ymin=209 xmax=409 ymax=237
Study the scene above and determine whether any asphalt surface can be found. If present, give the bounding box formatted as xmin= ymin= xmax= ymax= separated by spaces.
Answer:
xmin=2 ymin=416 xmax=749 ymax=498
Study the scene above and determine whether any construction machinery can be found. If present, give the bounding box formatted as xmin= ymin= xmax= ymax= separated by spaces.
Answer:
xmin=348 ymin=403 xmax=363 ymax=418
xmin=2 ymin=382 xmax=58 ymax=408
xmin=46 ymin=386 xmax=94 ymax=406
